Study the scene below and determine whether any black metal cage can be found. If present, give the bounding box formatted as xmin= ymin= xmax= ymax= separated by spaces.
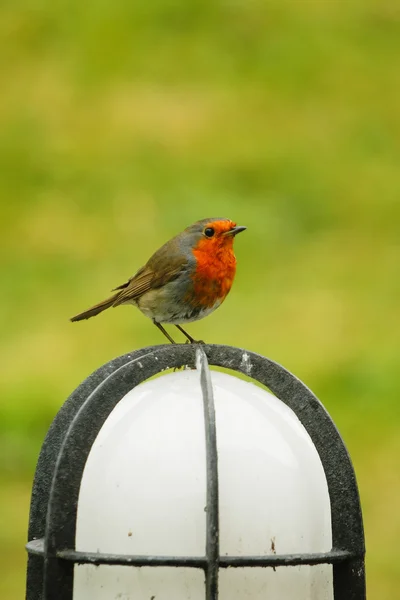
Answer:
xmin=26 ymin=344 xmax=366 ymax=600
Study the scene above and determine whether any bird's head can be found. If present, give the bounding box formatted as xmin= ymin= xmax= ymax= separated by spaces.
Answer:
xmin=184 ymin=218 xmax=246 ymax=256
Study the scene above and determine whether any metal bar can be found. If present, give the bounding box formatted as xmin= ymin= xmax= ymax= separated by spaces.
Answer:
xmin=201 ymin=345 xmax=366 ymax=598
xmin=42 ymin=346 xmax=198 ymax=600
xmin=57 ymin=549 xmax=354 ymax=568
xmin=333 ymin=559 xmax=366 ymax=600
xmin=57 ymin=549 xmax=207 ymax=568
xmin=35 ymin=544 xmax=355 ymax=568
xmin=197 ymin=348 xmax=220 ymax=600
xmin=27 ymin=345 xmax=170 ymax=600
xmin=26 ymin=539 xmax=45 ymax=556
xmin=219 ymin=550 xmax=354 ymax=567
xmin=27 ymin=343 xmax=365 ymax=599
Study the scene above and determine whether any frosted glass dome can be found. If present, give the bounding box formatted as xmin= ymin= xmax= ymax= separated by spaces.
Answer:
xmin=74 ymin=368 xmax=333 ymax=600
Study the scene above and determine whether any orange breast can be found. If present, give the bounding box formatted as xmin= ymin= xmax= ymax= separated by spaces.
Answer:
xmin=187 ymin=243 xmax=237 ymax=310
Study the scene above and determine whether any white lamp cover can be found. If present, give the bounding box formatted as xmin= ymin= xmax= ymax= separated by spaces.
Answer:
xmin=74 ymin=369 xmax=333 ymax=599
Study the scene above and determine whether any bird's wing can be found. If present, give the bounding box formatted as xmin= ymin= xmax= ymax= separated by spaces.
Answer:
xmin=111 ymin=266 xmax=147 ymax=291
xmin=112 ymin=251 xmax=189 ymax=307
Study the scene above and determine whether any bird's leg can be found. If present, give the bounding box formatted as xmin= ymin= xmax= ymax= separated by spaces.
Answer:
xmin=154 ymin=322 xmax=176 ymax=344
xmin=175 ymin=324 xmax=204 ymax=344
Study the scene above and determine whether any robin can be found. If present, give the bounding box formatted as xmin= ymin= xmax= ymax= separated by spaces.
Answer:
xmin=70 ymin=217 xmax=246 ymax=343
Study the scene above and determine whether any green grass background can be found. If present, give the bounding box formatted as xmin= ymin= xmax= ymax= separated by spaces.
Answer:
xmin=1 ymin=0 xmax=399 ymax=597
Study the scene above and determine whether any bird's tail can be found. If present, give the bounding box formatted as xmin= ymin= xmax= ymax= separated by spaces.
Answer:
xmin=70 ymin=295 xmax=117 ymax=322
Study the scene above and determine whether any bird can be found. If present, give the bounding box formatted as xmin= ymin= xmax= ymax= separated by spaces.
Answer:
xmin=70 ymin=217 xmax=246 ymax=344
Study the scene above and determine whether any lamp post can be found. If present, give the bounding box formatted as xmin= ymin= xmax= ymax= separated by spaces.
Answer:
xmin=26 ymin=344 xmax=365 ymax=599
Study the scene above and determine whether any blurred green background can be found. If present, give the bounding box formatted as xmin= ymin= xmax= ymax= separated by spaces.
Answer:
xmin=1 ymin=0 xmax=399 ymax=597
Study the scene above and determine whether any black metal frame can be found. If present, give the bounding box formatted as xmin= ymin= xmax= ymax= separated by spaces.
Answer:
xmin=26 ymin=344 xmax=366 ymax=600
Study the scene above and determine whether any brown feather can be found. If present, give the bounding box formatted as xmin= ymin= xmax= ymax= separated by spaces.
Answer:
xmin=70 ymin=295 xmax=117 ymax=321
xmin=113 ymin=261 xmax=186 ymax=307
xmin=112 ymin=269 xmax=156 ymax=306
xmin=111 ymin=265 xmax=147 ymax=291
xmin=71 ymin=234 xmax=190 ymax=322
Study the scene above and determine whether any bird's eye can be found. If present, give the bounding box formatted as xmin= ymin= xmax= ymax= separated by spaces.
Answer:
xmin=204 ymin=227 xmax=215 ymax=238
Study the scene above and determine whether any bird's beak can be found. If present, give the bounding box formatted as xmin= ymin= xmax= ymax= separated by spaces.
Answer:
xmin=223 ymin=225 xmax=247 ymax=237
